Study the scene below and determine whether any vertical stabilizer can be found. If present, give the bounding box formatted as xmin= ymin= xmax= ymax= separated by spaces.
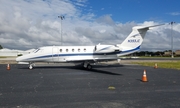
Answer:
xmin=120 ymin=24 xmax=164 ymax=53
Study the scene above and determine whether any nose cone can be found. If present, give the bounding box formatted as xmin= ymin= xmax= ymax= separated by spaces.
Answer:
xmin=16 ymin=56 xmax=30 ymax=64
xmin=16 ymin=56 xmax=22 ymax=62
xmin=16 ymin=56 xmax=25 ymax=62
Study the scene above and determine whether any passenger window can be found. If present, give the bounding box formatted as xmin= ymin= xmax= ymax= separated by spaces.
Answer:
xmin=66 ymin=49 xmax=68 ymax=52
xmin=72 ymin=49 xmax=74 ymax=52
xmin=78 ymin=49 xmax=80 ymax=52
xmin=60 ymin=49 xmax=62 ymax=52
xmin=84 ymin=48 xmax=86 ymax=52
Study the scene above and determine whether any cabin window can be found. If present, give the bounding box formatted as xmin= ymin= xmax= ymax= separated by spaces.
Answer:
xmin=60 ymin=49 xmax=62 ymax=52
xmin=78 ymin=49 xmax=80 ymax=52
xmin=84 ymin=48 xmax=86 ymax=52
xmin=72 ymin=49 xmax=74 ymax=52
xmin=66 ymin=49 xmax=68 ymax=52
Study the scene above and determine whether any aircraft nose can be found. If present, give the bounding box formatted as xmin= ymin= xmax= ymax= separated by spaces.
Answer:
xmin=16 ymin=56 xmax=23 ymax=62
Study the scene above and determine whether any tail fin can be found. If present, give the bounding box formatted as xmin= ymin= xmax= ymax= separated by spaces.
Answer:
xmin=120 ymin=24 xmax=164 ymax=54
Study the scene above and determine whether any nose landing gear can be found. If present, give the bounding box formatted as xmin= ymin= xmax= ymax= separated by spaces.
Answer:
xmin=29 ymin=63 xmax=34 ymax=69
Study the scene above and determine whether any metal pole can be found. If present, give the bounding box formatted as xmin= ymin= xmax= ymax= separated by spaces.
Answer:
xmin=61 ymin=18 xmax=62 ymax=46
xmin=58 ymin=16 xmax=65 ymax=46
xmin=170 ymin=22 xmax=175 ymax=58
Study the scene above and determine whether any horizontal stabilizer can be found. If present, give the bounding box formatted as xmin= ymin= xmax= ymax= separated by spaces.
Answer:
xmin=133 ymin=24 xmax=165 ymax=30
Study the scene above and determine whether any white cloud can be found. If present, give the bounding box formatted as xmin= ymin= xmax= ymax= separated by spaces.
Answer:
xmin=169 ymin=12 xmax=180 ymax=16
xmin=99 ymin=30 xmax=106 ymax=33
xmin=0 ymin=0 xmax=180 ymax=52
xmin=96 ymin=14 xmax=115 ymax=25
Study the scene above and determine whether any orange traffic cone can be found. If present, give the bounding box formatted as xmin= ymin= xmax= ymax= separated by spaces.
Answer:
xmin=142 ymin=70 xmax=148 ymax=82
xmin=154 ymin=63 xmax=158 ymax=69
xmin=7 ymin=64 xmax=10 ymax=70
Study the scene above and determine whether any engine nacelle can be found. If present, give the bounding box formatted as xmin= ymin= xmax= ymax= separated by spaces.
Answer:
xmin=94 ymin=44 xmax=120 ymax=53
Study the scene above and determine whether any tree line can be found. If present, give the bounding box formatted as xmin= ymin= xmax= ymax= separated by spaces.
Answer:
xmin=131 ymin=50 xmax=177 ymax=57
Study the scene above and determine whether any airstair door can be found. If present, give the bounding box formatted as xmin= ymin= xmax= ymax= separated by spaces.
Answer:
xmin=52 ymin=47 xmax=59 ymax=62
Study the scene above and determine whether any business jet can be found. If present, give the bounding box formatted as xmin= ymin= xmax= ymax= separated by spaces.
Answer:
xmin=16 ymin=24 xmax=163 ymax=69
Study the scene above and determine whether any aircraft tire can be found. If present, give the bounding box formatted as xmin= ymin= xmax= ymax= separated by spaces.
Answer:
xmin=29 ymin=64 xmax=33 ymax=69
xmin=87 ymin=64 xmax=92 ymax=70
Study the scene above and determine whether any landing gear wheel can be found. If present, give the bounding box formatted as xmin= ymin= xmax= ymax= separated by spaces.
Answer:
xmin=87 ymin=64 xmax=92 ymax=70
xmin=29 ymin=64 xmax=33 ymax=69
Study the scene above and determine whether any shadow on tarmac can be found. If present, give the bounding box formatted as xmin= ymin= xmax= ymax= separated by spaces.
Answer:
xmin=88 ymin=68 xmax=122 ymax=75
xmin=17 ymin=64 xmax=122 ymax=76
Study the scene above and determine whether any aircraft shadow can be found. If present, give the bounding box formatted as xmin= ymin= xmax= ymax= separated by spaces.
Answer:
xmin=18 ymin=64 xmax=123 ymax=76
xmin=86 ymin=68 xmax=122 ymax=75
xmin=73 ymin=64 xmax=122 ymax=75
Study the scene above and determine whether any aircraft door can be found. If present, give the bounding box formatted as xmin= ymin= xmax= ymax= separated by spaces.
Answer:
xmin=52 ymin=47 xmax=59 ymax=62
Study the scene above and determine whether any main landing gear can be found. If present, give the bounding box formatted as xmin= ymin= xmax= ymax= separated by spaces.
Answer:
xmin=83 ymin=62 xmax=92 ymax=70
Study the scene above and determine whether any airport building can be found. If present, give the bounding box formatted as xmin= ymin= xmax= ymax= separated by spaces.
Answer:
xmin=164 ymin=50 xmax=180 ymax=57
xmin=175 ymin=50 xmax=180 ymax=56
xmin=0 ymin=48 xmax=34 ymax=56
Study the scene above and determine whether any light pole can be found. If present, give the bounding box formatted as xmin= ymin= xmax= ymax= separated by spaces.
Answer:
xmin=58 ymin=15 xmax=65 ymax=46
xmin=170 ymin=21 xmax=175 ymax=58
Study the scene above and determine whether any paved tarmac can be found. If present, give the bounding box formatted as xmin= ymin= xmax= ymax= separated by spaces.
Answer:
xmin=0 ymin=64 xmax=180 ymax=108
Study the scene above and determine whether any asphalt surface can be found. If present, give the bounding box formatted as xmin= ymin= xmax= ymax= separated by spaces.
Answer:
xmin=0 ymin=64 xmax=180 ymax=108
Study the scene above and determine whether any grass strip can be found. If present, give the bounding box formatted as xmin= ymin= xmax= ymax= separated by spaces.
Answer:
xmin=0 ymin=56 xmax=7 ymax=58
xmin=132 ymin=61 xmax=180 ymax=70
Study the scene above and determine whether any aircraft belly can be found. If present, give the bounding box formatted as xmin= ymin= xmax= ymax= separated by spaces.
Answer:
xmin=65 ymin=55 xmax=93 ymax=61
xmin=52 ymin=56 xmax=66 ymax=62
xmin=30 ymin=57 xmax=52 ymax=62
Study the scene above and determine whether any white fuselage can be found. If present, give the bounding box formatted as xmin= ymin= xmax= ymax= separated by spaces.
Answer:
xmin=16 ymin=45 xmax=127 ymax=63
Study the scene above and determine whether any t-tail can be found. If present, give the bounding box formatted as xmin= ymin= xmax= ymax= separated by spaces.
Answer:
xmin=119 ymin=24 xmax=164 ymax=55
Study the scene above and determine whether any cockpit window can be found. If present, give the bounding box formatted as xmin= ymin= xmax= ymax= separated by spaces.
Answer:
xmin=33 ymin=49 xmax=40 ymax=53
xmin=33 ymin=48 xmax=43 ymax=53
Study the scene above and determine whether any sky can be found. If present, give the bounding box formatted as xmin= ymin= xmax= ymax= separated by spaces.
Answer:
xmin=0 ymin=0 xmax=180 ymax=51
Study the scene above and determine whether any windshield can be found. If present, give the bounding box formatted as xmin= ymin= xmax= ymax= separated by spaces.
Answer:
xmin=33 ymin=48 xmax=43 ymax=53
xmin=33 ymin=49 xmax=40 ymax=53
